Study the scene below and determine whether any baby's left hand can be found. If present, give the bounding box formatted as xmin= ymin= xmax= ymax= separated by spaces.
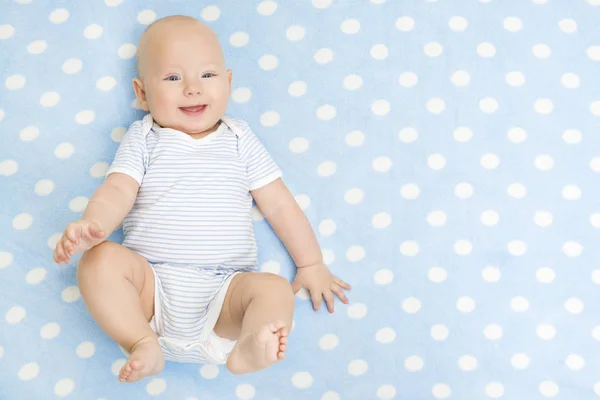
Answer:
xmin=291 ymin=263 xmax=351 ymax=313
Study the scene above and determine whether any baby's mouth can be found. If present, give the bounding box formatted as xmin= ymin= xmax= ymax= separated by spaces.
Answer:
xmin=179 ymin=105 xmax=207 ymax=114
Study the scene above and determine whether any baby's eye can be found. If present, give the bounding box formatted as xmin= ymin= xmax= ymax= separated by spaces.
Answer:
xmin=165 ymin=75 xmax=180 ymax=81
xmin=202 ymin=73 xmax=215 ymax=78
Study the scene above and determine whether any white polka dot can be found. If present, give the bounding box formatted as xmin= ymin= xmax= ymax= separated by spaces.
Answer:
xmin=482 ymin=266 xmax=501 ymax=283
xmin=26 ymin=268 xmax=47 ymax=284
xmin=104 ymin=0 xmax=123 ymax=6
xmin=537 ymin=268 xmax=555 ymax=283
xmin=322 ymin=392 xmax=340 ymax=400
xmin=146 ymin=378 xmax=166 ymax=395
xmin=561 ymin=72 xmax=580 ymax=89
xmin=507 ymin=183 xmax=527 ymax=199
xmin=12 ymin=213 xmax=33 ymax=230
xmin=19 ymin=126 xmax=39 ymax=141
xmin=454 ymin=240 xmax=473 ymax=256
xmin=457 ymin=296 xmax=475 ymax=313
xmin=428 ymin=267 xmax=447 ymax=283
xmin=372 ymin=100 xmax=390 ymax=116
xmin=455 ymin=182 xmax=474 ymax=199
xmin=588 ymin=46 xmax=600 ymax=60
xmin=33 ymin=179 xmax=54 ymax=197
xmin=40 ymin=92 xmax=60 ymax=107
xmin=427 ymin=98 xmax=446 ymax=114
xmin=376 ymin=327 xmax=396 ymax=343
xmin=288 ymin=82 xmax=306 ymax=97
xmin=111 ymin=127 xmax=126 ymax=142
xmin=371 ymin=44 xmax=389 ymax=60
xmin=199 ymin=364 xmax=219 ymax=379
xmin=565 ymin=354 xmax=585 ymax=370
xmin=510 ymin=296 xmax=530 ymax=312
xmin=400 ymin=241 xmax=419 ymax=256
xmin=55 ymin=143 xmax=74 ymax=159
xmin=341 ymin=19 xmax=360 ymax=34
xmin=508 ymin=240 xmax=527 ymax=256
xmin=485 ymin=382 xmax=504 ymax=398
xmin=260 ymin=111 xmax=280 ymax=127
xmin=484 ymin=324 xmax=503 ymax=340
xmin=562 ymin=129 xmax=581 ymax=144
xmin=533 ymin=44 xmax=551 ymax=59
xmin=477 ymin=42 xmax=496 ymax=58
xmin=372 ymin=212 xmax=391 ymax=228
xmin=432 ymin=384 xmax=452 ymax=399
xmin=535 ymin=98 xmax=554 ymax=114
xmin=591 ymin=101 xmax=600 ymax=116
xmin=19 ymin=362 xmax=40 ymax=381
xmin=377 ymin=385 xmax=396 ymax=399
xmin=260 ymin=261 xmax=280 ymax=275
xmin=458 ymin=355 xmax=477 ymax=371
xmin=0 ymin=109 xmax=3 ymax=122
xmin=591 ymin=158 xmax=600 ymax=172
xmin=75 ymin=110 xmax=95 ymax=125
xmin=77 ymin=341 xmax=95 ymax=358
xmin=312 ymin=0 xmax=332 ymax=8
xmin=0 ymin=252 xmax=13 ymax=269
xmin=563 ymin=241 xmax=583 ymax=257
xmin=506 ymin=71 xmax=525 ymax=87
xmin=404 ymin=356 xmax=424 ymax=372
xmin=480 ymin=97 xmax=499 ymax=113
xmin=399 ymin=127 xmax=418 ymax=143
xmin=317 ymin=104 xmax=336 ymax=120
xmin=229 ymin=32 xmax=249 ymax=48
xmin=401 ymin=183 xmax=420 ymax=199
xmin=504 ymin=17 xmax=522 ymax=32
xmin=348 ymin=303 xmax=367 ymax=319
xmin=344 ymin=188 xmax=364 ymax=205
xmin=318 ymin=219 xmax=336 ymax=236
xmin=534 ymin=209 xmax=554 ymax=226
xmin=343 ymin=74 xmax=362 ymax=90
xmin=6 ymin=74 xmax=26 ymax=90
xmin=0 ymin=160 xmax=18 ymax=176
xmin=6 ymin=306 xmax=26 ymax=324
xmin=295 ymin=194 xmax=311 ymax=210
xmin=481 ymin=210 xmax=499 ymax=226
xmin=62 ymin=58 xmax=82 ymax=74
xmin=41 ymin=322 xmax=60 ymax=339
xmin=424 ymin=42 xmax=443 ymax=57
xmin=565 ymin=297 xmax=584 ymax=314
xmin=201 ymin=5 xmax=220 ymax=21
xmin=507 ymin=127 xmax=527 ymax=143
xmin=49 ymin=8 xmax=69 ymax=24
xmin=402 ymin=297 xmax=421 ymax=314
xmin=317 ymin=161 xmax=336 ymax=178
xmin=319 ymin=333 xmax=339 ymax=350
xmin=90 ymin=163 xmax=108 ymax=179
xmin=591 ymin=213 xmax=600 ymax=228
xmin=137 ymin=9 xmax=156 ymax=25
xmin=84 ymin=24 xmax=103 ymax=39
xmin=593 ymin=326 xmax=600 ymax=341
xmin=61 ymin=286 xmax=80 ymax=303
xmin=323 ymin=249 xmax=335 ymax=265
xmin=111 ymin=359 xmax=126 ymax=375
xmin=372 ymin=156 xmax=392 ymax=172
xmin=118 ymin=43 xmax=137 ymax=59
xmin=449 ymin=16 xmax=468 ymax=31
xmin=539 ymin=381 xmax=559 ymax=397
xmin=0 ymin=24 xmax=15 ymax=39
xmin=396 ymin=16 xmax=415 ymax=31
xmin=257 ymin=1 xmax=277 ymax=15
xmin=399 ymin=72 xmax=418 ymax=87
xmin=431 ymin=324 xmax=449 ymax=341
xmin=286 ymin=25 xmax=305 ymax=41
xmin=481 ymin=153 xmax=500 ymax=169
xmin=348 ymin=360 xmax=368 ymax=376
xmin=532 ymin=0 xmax=548 ymax=3
xmin=537 ymin=324 xmax=556 ymax=340
xmin=453 ymin=126 xmax=472 ymax=142
xmin=346 ymin=246 xmax=365 ymax=262
xmin=97 ymin=76 xmax=116 ymax=91
xmin=534 ymin=155 xmax=554 ymax=171
xmin=562 ymin=185 xmax=581 ymax=200
xmin=587 ymin=0 xmax=600 ymax=5
xmin=427 ymin=211 xmax=447 ymax=227
xmin=69 ymin=196 xmax=88 ymax=212
xmin=374 ymin=269 xmax=394 ymax=285
xmin=314 ymin=48 xmax=334 ymax=64
xmin=451 ymin=70 xmax=470 ymax=86
xmin=428 ymin=154 xmax=446 ymax=170
xmin=592 ymin=270 xmax=600 ymax=285
xmin=511 ymin=353 xmax=530 ymax=369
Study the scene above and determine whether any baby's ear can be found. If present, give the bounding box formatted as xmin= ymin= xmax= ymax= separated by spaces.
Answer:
xmin=132 ymin=78 xmax=149 ymax=111
xmin=227 ymin=69 xmax=233 ymax=92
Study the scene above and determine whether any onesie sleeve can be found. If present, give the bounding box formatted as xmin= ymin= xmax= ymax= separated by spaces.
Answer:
xmin=105 ymin=120 xmax=148 ymax=185
xmin=238 ymin=126 xmax=283 ymax=191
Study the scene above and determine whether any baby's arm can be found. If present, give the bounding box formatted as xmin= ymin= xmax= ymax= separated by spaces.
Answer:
xmin=53 ymin=173 xmax=139 ymax=264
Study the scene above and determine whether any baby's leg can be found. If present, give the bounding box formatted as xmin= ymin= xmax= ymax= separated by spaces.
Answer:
xmin=213 ymin=272 xmax=295 ymax=374
xmin=77 ymin=241 xmax=164 ymax=382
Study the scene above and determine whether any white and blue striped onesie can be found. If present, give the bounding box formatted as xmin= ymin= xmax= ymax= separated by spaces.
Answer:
xmin=106 ymin=114 xmax=282 ymax=364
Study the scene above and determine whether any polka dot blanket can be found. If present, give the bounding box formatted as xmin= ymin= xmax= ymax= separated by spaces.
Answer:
xmin=2 ymin=0 xmax=600 ymax=399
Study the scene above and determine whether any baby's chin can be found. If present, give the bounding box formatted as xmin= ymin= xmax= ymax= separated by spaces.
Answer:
xmin=165 ymin=119 xmax=221 ymax=136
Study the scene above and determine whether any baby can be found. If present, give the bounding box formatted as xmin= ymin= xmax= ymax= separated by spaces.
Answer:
xmin=52 ymin=15 xmax=350 ymax=383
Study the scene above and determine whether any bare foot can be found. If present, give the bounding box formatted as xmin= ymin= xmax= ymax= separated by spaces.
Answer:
xmin=119 ymin=337 xmax=165 ymax=383
xmin=226 ymin=320 xmax=289 ymax=374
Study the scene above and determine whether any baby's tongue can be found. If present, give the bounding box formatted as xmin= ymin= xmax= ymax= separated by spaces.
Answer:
xmin=182 ymin=105 xmax=205 ymax=112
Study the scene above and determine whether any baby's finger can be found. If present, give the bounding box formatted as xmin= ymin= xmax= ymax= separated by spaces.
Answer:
xmin=331 ymin=283 xmax=349 ymax=304
xmin=334 ymin=277 xmax=352 ymax=290
xmin=55 ymin=242 xmax=67 ymax=264
xmin=323 ymin=290 xmax=335 ymax=313
xmin=63 ymin=241 xmax=74 ymax=256
xmin=65 ymin=225 xmax=80 ymax=245
xmin=310 ymin=291 xmax=323 ymax=311
xmin=89 ymin=224 xmax=105 ymax=238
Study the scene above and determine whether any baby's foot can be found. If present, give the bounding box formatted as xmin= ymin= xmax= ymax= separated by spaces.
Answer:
xmin=119 ymin=337 xmax=165 ymax=383
xmin=226 ymin=320 xmax=289 ymax=374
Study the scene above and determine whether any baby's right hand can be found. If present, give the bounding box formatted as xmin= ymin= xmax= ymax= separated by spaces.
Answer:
xmin=53 ymin=220 xmax=105 ymax=265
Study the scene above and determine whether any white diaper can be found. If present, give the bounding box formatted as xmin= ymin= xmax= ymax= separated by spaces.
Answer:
xmin=120 ymin=263 xmax=242 ymax=364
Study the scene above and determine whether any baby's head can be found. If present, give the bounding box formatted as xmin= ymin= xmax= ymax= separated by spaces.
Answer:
xmin=133 ymin=15 xmax=232 ymax=136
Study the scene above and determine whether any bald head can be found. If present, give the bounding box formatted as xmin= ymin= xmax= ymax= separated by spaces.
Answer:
xmin=136 ymin=15 xmax=225 ymax=79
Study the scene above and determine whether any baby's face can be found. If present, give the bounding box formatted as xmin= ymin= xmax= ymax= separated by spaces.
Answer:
xmin=134 ymin=22 xmax=231 ymax=136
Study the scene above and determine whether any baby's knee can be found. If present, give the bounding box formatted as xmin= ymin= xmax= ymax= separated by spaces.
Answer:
xmin=77 ymin=242 xmax=119 ymax=279
xmin=259 ymin=273 xmax=294 ymax=301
